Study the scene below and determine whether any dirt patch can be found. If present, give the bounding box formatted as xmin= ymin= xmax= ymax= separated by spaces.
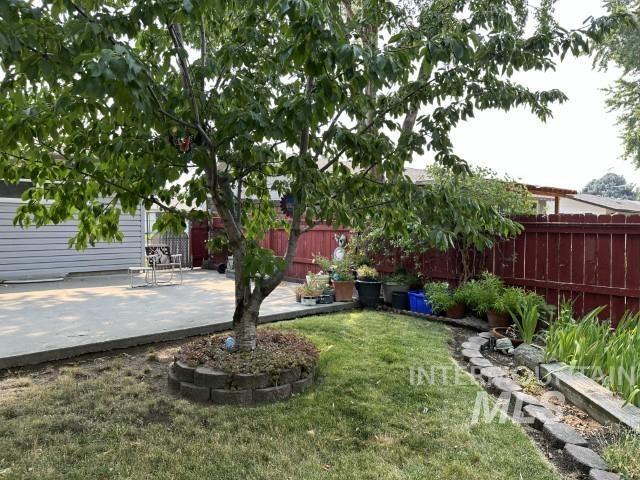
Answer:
xmin=0 ymin=337 xmax=188 ymax=400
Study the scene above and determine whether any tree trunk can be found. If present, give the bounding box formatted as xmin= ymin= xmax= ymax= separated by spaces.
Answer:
xmin=230 ymin=243 xmax=262 ymax=351
xmin=233 ymin=302 xmax=259 ymax=351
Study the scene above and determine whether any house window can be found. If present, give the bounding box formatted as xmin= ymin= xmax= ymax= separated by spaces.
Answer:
xmin=0 ymin=180 xmax=32 ymax=199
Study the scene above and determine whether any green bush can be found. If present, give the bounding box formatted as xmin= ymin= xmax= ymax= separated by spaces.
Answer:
xmin=494 ymin=287 xmax=525 ymax=315
xmin=424 ymin=282 xmax=455 ymax=313
xmin=356 ymin=265 xmax=379 ymax=281
xmin=383 ymin=270 xmax=419 ymax=286
xmin=546 ymin=303 xmax=640 ymax=407
xmin=456 ymin=272 xmax=503 ymax=315
xmin=509 ymin=294 xmax=542 ymax=344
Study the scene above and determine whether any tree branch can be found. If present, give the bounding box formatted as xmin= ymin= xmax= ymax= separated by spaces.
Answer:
xmin=167 ymin=23 xmax=214 ymax=149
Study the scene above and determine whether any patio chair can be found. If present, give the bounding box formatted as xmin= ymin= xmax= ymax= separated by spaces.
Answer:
xmin=144 ymin=245 xmax=183 ymax=286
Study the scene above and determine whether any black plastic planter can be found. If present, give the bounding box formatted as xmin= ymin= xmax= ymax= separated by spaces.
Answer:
xmin=391 ymin=291 xmax=409 ymax=310
xmin=356 ymin=280 xmax=382 ymax=308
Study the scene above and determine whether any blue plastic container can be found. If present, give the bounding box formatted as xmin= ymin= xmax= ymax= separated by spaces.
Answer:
xmin=408 ymin=291 xmax=432 ymax=314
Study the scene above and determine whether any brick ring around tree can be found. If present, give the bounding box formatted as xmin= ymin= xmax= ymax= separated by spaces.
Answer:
xmin=167 ymin=330 xmax=318 ymax=405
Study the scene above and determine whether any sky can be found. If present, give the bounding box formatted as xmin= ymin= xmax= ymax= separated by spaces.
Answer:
xmin=414 ymin=0 xmax=638 ymax=191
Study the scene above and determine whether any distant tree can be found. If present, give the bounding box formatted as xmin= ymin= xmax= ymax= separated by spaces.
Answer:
xmin=582 ymin=173 xmax=638 ymax=199
xmin=597 ymin=0 xmax=640 ymax=166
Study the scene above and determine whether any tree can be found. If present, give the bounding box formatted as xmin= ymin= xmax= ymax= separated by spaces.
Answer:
xmin=0 ymin=1 xmax=625 ymax=350
xmin=582 ymin=172 xmax=638 ymax=199
xmin=350 ymin=166 xmax=535 ymax=282
xmin=597 ymin=0 xmax=640 ymax=166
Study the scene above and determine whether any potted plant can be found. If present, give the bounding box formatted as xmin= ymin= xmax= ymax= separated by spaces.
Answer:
xmin=490 ymin=287 xmax=523 ymax=328
xmin=300 ymin=283 xmax=323 ymax=306
xmin=381 ymin=270 xmax=414 ymax=304
xmin=318 ymin=286 xmax=335 ymax=304
xmin=306 ymin=271 xmax=330 ymax=289
xmin=424 ymin=282 xmax=466 ymax=319
xmin=355 ymin=265 xmax=381 ymax=308
xmin=295 ymin=284 xmax=304 ymax=303
xmin=330 ymin=260 xmax=354 ymax=302
xmin=456 ymin=272 xmax=503 ymax=321
xmin=493 ymin=291 xmax=547 ymax=345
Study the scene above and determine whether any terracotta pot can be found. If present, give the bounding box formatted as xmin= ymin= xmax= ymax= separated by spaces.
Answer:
xmin=491 ymin=327 xmax=523 ymax=347
xmin=487 ymin=309 xmax=511 ymax=329
xmin=333 ymin=280 xmax=354 ymax=302
xmin=446 ymin=303 xmax=465 ymax=319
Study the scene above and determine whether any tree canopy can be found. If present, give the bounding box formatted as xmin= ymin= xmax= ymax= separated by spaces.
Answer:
xmin=582 ymin=172 xmax=638 ymax=199
xmin=0 ymin=0 xmax=629 ymax=349
xmin=597 ymin=0 xmax=640 ymax=166
xmin=350 ymin=166 xmax=535 ymax=282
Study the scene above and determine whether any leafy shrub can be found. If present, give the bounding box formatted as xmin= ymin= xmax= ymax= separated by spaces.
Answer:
xmin=424 ymin=282 xmax=455 ymax=313
xmin=454 ymin=280 xmax=475 ymax=307
xmin=509 ymin=294 xmax=542 ymax=344
xmin=357 ymin=265 xmax=379 ymax=281
xmin=494 ymin=287 xmax=526 ymax=314
xmin=495 ymin=287 xmax=555 ymax=324
xmin=546 ymin=303 xmax=640 ymax=407
xmin=456 ymin=272 xmax=503 ymax=315
xmin=312 ymin=253 xmax=333 ymax=272
xmin=331 ymin=264 xmax=352 ymax=281
xmin=312 ymin=254 xmax=352 ymax=281
xmin=383 ymin=270 xmax=419 ymax=286
xmin=300 ymin=283 xmax=323 ymax=296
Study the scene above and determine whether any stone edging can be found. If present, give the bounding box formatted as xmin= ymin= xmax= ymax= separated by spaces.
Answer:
xmin=168 ymin=361 xmax=315 ymax=405
xmin=460 ymin=333 xmax=621 ymax=480
xmin=536 ymin=363 xmax=640 ymax=432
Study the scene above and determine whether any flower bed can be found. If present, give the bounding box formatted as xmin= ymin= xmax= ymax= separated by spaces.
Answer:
xmin=168 ymin=330 xmax=318 ymax=405
xmin=546 ymin=303 xmax=640 ymax=407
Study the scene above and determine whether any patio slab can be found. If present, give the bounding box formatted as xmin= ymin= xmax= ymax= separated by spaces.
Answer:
xmin=0 ymin=270 xmax=355 ymax=369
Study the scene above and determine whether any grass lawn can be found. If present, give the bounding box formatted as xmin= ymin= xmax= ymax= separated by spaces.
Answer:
xmin=602 ymin=428 xmax=640 ymax=479
xmin=0 ymin=311 xmax=559 ymax=479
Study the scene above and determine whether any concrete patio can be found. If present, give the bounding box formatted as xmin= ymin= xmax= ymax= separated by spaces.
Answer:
xmin=0 ymin=269 xmax=355 ymax=369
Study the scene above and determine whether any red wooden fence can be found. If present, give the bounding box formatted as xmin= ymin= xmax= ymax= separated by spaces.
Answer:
xmin=262 ymin=225 xmax=351 ymax=279
xmin=196 ymin=214 xmax=640 ymax=323
xmin=259 ymin=215 xmax=640 ymax=324
xmin=487 ymin=214 xmax=640 ymax=326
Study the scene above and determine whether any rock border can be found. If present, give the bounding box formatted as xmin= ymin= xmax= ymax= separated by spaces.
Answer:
xmin=512 ymin=344 xmax=640 ymax=431
xmin=458 ymin=333 xmax=620 ymax=480
xmin=168 ymin=361 xmax=315 ymax=405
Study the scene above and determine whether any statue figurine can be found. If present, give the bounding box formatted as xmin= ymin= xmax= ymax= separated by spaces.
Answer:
xmin=333 ymin=234 xmax=347 ymax=261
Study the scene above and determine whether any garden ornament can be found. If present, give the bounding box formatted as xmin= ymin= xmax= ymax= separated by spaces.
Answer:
xmin=333 ymin=234 xmax=347 ymax=261
xmin=224 ymin=336 xmax=236 ymax=352
xmin=495 ymin=338 xmax=513 ymax=353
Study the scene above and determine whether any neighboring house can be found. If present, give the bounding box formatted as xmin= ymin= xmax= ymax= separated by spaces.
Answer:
xmin=521 ymin=185 xmax=640 ymax=215
xmin=558 ymin=193 xmax=640 ymax=215
xmin=0 ymin=181 xmax=144 ymax=281
xmin=406 ymin=168 xmax=640 ymax=216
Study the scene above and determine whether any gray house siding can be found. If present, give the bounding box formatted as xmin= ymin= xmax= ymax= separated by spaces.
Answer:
xmin=0 ymin=200 xmax=144 ymax=281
